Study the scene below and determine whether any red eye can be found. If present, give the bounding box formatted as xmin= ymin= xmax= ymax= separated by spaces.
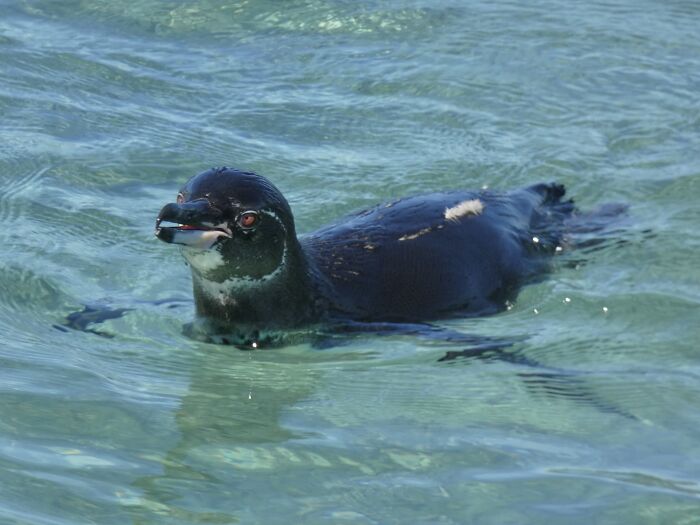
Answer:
xmin=238 ymin=212 xmax=258 ymax=229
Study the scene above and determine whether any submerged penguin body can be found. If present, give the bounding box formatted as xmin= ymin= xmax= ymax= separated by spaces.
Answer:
xmin=155 ymin=168 xmax=573 ymax=342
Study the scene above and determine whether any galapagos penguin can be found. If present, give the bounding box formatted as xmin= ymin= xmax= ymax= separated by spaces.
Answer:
xmin=155 ymin=167 xmax=574 ymax=345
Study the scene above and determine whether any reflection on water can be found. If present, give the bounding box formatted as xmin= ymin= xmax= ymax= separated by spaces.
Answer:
xmin=128 ymin=346 xmax=317 ymax=523
xmin=1 ymin=0 xmax=700 ymax=523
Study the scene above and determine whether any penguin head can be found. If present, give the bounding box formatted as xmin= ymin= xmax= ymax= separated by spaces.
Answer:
xmin=155 ymin=167 xmax=297 ymax=283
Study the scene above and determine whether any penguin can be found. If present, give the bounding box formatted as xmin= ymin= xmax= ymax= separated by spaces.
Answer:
xmin=155 ymin=167 xmax=575 ymax=346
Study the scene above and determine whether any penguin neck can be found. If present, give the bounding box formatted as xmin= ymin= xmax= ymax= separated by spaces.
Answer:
xmin=189 ymin=238 xmax=319 ymax=330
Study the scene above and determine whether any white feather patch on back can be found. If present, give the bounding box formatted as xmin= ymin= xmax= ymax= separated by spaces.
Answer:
xmin=398 ymin=227 xmax=432 ymax=241
xmin=444 ymin=199 xmax=484 ymax=222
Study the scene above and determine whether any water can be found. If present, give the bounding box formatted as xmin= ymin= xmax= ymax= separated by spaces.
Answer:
xmin=1 ymin=0 xmax=699 ymax=523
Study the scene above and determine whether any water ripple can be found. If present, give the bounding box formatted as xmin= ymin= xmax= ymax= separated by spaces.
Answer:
xmin=1 ymin=0 xmax=700 ymax=523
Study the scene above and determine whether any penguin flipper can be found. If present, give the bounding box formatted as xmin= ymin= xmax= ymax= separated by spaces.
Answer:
xmin=319 ymin=321 xmax=634 ymax=419
xmin=55 ymin=297 xmax=189 ymax=337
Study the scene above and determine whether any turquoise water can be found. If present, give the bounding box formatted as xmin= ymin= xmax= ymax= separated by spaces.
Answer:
xmin=1 ymin=0 xmax=700 ymax=523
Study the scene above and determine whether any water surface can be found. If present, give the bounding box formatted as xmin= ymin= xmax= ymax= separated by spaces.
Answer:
xmin=1 ymin=1 xmax=699 ymax=523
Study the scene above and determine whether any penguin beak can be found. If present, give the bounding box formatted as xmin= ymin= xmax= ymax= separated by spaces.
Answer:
xmin=155 ymin=200 xmax=232 ymax=249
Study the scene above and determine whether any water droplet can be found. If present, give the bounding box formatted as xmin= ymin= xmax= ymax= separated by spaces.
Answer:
xmin=533 ymin=308 xmax=539 ymax=314
xmin=252 ymin=342 xmax=258 ymax=349
xmin=602 ymin=306 xmax=609 ymax=313
xmin=555 ymin=246 xmax=563 ymax=252
xmin=564 ymin=297 xmax=571 ymax=303
xmin=532 ymin=236 xmax=540 ymax=243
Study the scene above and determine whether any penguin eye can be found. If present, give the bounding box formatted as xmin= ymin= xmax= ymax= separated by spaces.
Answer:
xmin=238 ymin=211 xmax=258 ymax=229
